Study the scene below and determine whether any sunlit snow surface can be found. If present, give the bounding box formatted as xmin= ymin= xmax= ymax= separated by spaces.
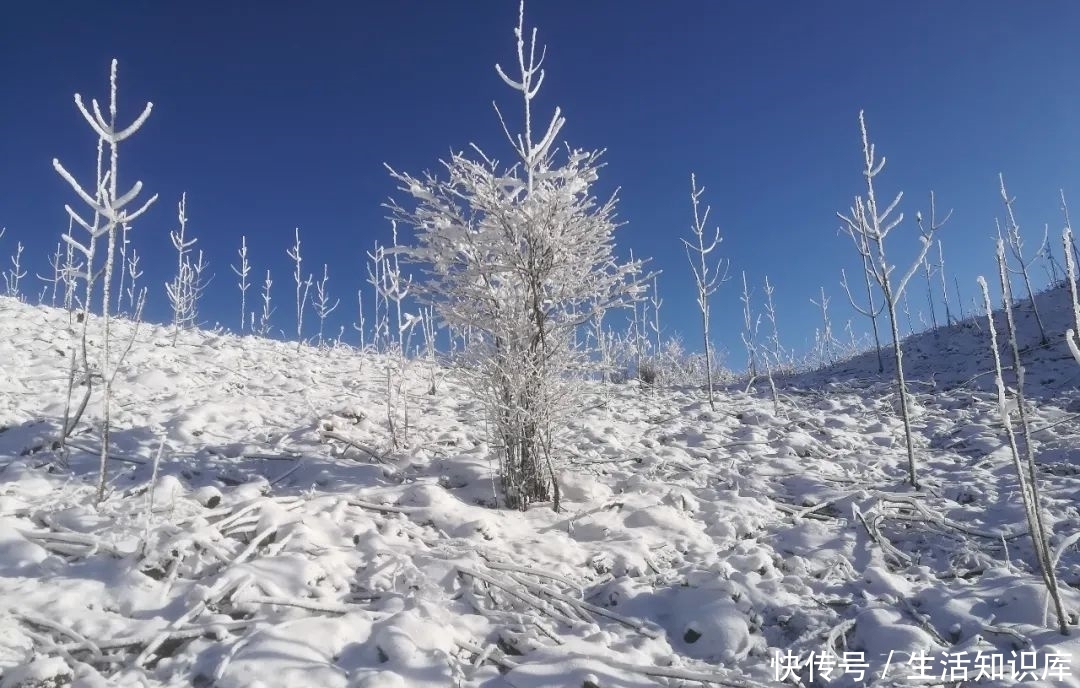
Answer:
xmin=3 ymin=290 xmax=1080 ymax=687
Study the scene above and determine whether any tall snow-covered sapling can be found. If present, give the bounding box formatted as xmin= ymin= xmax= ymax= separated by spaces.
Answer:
xmin=682 ymin=178 xmax=728 ymax=408
xmin=125 ymin=245 xmax=143 ymax=313
xmin=286 ymin=227 xmax=313 ymax=348
xmin=762 ymin=275 xmax=783 ymax=369
xmin=115 ymin=222 xmax=130 ymax=313
xmin=386 ymin=0 xmax=647 ymax=510
xmin=4 ymin=240 xmax=25 ymax=298
xmin=836 ymin=111 xmax=946 ymax=490
xmin=810 ymin=286 xmax=836 ymax=367
xmin=353 ymin=288 xmax=366 ymax=349
xmin=936 ymin=239 xmax=953 ymax=325
xmin=366 ymin=241 xmax=388 ymax=352
xmin=38 ymin=241 xmax=65 ymax=307
xmin=740 ymin=271 xmax=759 ymax=382
xmin=257 ymin=269 xmax=274 ymax=337
xmin=1063 ymin=227 xmax=1080 ymax=365
xmin=166 ymin=193 xmax=197 ymax=343
xmin=53 ymin=58 xmax=157 ymax=501
xmin=649 ymin=275 xmax=663 ymax=381
xmin=312 ymin=263 xmax=340 ymax=347
xmin=979 ymin=241 xmax=1068 ymax=634
xmin=915 ymin=195 xmax=950 ymax=331
xmin=231 ymin=235 xmax=251 ymax=333
xmin=678 ymin=173 xmax=730 ymax=406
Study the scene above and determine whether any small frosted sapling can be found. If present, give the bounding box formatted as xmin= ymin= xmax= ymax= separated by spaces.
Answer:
xmin=836 ymin=111 xmax=948 ymax=490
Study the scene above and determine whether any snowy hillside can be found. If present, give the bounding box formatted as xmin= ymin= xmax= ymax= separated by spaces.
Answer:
xmin=3 ymin=290 xmax=1080 ymax=688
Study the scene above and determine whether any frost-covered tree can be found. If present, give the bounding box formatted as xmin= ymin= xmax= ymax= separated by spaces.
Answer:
xmin=683 ymin=174 xmax=728 ymax=409
xmin=836 ymin=111 xmax=946 ymax=490
xmin=386 ymin=1 xmax=646 ymax=510
xmin=53 ymin=59 xmax=157 ymax=500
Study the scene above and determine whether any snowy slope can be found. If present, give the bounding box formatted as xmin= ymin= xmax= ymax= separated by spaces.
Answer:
xmin=3 ymin=291 xmax=1080 ymax=687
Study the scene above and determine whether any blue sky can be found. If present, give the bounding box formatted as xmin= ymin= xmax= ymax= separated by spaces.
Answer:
xmin=2 ymin=1 xmax=1079 ymax=369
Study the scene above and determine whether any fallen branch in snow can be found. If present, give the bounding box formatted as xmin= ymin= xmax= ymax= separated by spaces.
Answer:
xmin=980 ymin=624 xmax=1031 ymax=648
xmin=237 ymin=594 xmax=375 ymax=615
xmin=18 ymin=528 xmax=126 ymax=558
xmin=852 ymin=503 xmax=912 ymax=567
xmin=824 ymin=618 xmax=856 ymax=657
xmin=507 ymin=572 xmax=663 ymax=639
xmin=480 ymin=556 xmax=584 ymax=593
xmin=770 ymin=501 xmax=837 ymax=523
xmin=64 ymin=440 xmax=147 ymax=465
xmin=134 ymin=574 xmax=252 ymax=666
xmin=268 ymin=459 xmax=302 ymax=487
xmin=876 ymin=495 xmax=1024 ymax=540
xmin=57 ymin=619 xmax=256 ymax=656
xmin=20 ymin=627 xmax=80 ymax=671
xmin=347 ymin=498 xmax=416 ymax=515
xmin=17 ymin=611 xmax=103 ymax=661
xmin=897 ymin=597 xmax=949 ymax=646
xmin=456 ymin=638 xmax=780 ymax=687
xmin=320 ymin=429 xmax=387 ymax=463
xmin=459 ymin=566 xmax=583 ymax=628
xmin=209 ymin=496 xmax=303 ymax=533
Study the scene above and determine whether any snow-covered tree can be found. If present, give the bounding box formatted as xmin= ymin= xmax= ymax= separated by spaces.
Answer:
xmin=386 ymin=1 xmax=647 ymax=510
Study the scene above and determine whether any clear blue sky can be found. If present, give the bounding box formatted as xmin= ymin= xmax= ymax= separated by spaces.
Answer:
xmin=2 ymin=1 xmax=1079 ymax=369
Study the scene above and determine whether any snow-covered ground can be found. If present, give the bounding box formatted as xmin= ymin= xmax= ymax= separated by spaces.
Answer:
xmin=3 ymin=287 xmax=1080 ymax=687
